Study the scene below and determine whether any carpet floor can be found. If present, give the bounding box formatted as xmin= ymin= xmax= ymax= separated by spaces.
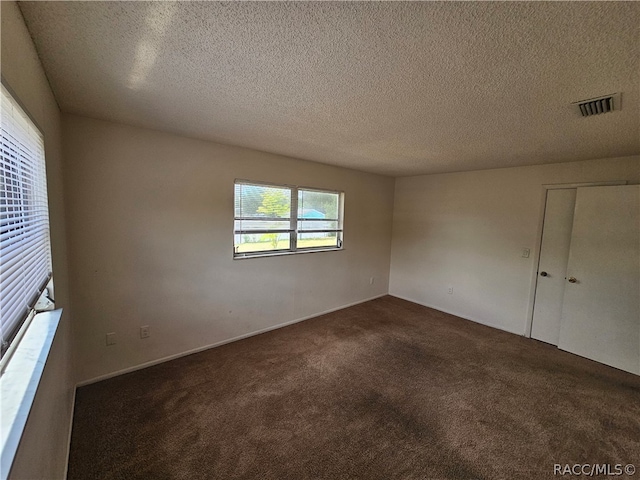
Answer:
xmin=67 ymin=296 xmax=640 ymax=480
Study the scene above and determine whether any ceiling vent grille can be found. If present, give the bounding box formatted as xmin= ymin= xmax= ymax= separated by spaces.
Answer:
xmin=573 ymin=93 xmax=620 ymax=117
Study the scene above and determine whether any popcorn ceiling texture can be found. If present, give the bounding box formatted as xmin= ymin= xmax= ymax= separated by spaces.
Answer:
xmin=19 ymin=1 xmax=640 ymax=176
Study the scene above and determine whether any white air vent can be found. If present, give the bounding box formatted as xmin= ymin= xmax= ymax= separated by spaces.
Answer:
xmin=573 ymin=93 xmax=620 ymax=117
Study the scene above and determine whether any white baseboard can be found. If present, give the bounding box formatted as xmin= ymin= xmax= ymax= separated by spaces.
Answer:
xmin=62 ymin=385 xmax=76 ymax=479
xmin=388 ymin=293 xmax=524 ymax=337
xmin=76 ymin=293 xmax=388 ymax=387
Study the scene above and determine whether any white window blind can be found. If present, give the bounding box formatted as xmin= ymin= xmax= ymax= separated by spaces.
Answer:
xmin=0 ymin=85 xmax=52 ymax=355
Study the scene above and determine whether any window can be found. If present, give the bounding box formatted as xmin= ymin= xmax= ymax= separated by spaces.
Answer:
xmin=234 ymin=181 xmax=343 ymax=258
xmin=0 ymin=84 xmax=53 ymax=358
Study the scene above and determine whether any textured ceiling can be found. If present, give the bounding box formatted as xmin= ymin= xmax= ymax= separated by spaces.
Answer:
xmin=18 ymin=1 xmax=640 ymax=176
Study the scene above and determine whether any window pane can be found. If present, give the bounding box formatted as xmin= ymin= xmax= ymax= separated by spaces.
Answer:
xmin=235 ymin=183 xmax=291 ymax=219
xmin=297 ymin=220 xmax=339 ymax=231
xmin=235 ymin=219 xmax=290 ymax=232
xmin=234 ymin=182 xmax=342 ymax=257
xmin=234 ymin=233 xmax=291 ymax=254
xmin=298 ymin=189 xmax=339 ymax=220
xmin=297 ymin=231 xmax=341 ymax=249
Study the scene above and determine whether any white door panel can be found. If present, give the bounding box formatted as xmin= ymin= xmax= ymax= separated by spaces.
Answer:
xmin=531 ymin=189 xmax=576 ymax=345
xmin=558 ymin=185 xmax=640 ymax=374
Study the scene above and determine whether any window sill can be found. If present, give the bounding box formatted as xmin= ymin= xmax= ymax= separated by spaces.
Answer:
xmin=233 ymin=246 xmax=344 ymax=260
xmin=0 ymin=309 xmax=62 ymax=480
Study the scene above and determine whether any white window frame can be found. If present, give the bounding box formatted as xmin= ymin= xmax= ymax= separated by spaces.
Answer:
xmin=234 ymin=180 xmax=344 ymax=259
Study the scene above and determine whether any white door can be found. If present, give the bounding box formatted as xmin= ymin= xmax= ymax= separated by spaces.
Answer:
xmin=558 ymin=185 xmax=640 ymax=374
xmin=530 ymin=189 xmax=576 ymax=345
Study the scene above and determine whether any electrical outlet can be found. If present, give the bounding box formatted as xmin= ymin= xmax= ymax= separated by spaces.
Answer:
xmin=447 ymin=286 xmax=454 ymax=295
xmin=140 ymin=325 xmax=150 ymax=339
xmin=106 ymin=332 xmax=116 ymax=346
xmin=369 ymin=277 xmax=375 ymax=285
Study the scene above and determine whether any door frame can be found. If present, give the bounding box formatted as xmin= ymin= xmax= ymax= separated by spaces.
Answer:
xmin=523 ymin=181 xmax=628 ymax=338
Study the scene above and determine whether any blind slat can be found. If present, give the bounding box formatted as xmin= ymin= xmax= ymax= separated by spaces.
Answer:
xmin=1 ymin=230 xmax=50 ymax=257
xmin=0 ymin=246 xmax=49 ymax=289
xmin=0 ymin=261 xmax=49 ymax=315
xmin=0 ymin=250 xmax=49 ymax=294
xmin=0 ymin=232 xmax=49 ymax=266
xmin=0 ymin=221 xmax=50 ymax=244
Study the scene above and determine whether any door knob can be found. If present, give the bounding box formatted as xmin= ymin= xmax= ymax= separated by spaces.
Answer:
xmin=568 ymin=276 xmax=577 ymax=283
xmin=540 ymin=271 xmax=548 ymax=277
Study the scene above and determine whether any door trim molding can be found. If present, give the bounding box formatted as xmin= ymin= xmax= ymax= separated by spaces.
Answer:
xmin=524 ymin=181 xmax=628 ymax=338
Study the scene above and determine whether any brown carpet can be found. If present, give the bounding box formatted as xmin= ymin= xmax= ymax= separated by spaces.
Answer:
xmin=67 ymin=296 xmax=640 ymax=480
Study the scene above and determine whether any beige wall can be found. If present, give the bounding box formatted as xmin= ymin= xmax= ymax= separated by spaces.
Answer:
xmin=390 ymin=155 xmax=640 ymax=335
xmin=63 ymin=114 xmax=395 ymax=383
xmin=1 ymin=2 xmax=74 ymax=479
